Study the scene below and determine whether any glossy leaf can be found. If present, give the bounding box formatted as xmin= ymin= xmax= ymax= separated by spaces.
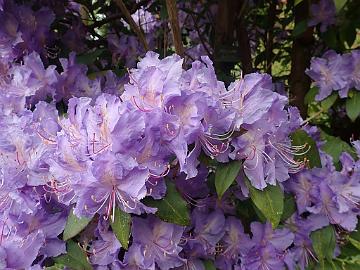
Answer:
xmin=321 ymin=132 xmax=356 ymax=164
xmin=245 ymin=178 xmax=284 ymax=228
xmin=203 ymin=259 xmax=216 ymax=270
xmin=293 ymin=20 xmax=307 ymax=38
xmin=110 ymin=207 xmax=131 ymax=250
xmin=76 ymin=49 xmax=105 ymax=65
xmin=63 ymin=209 xmax=91 ymax=241
xmin=54 ymin=240 xmax=92 ymax=270
xmin=311 ymin=225 xmax=336 ymax=262
xmin=281 ymin=194 xmax=297 ymax=222
xmin=144 ymin=181 xmax=190 ymax=226
xmin=215 ymin=160 xmax=241 ymax=199
xmin=334 ymin=0 xmax=348 ymax=12
xmin=295 ymin=0 xmax=304 ymax=6
xmin=348 ymin=237 xmax=360 ymax=251
xmin=346 ymin=91 xmax=360 ymax=122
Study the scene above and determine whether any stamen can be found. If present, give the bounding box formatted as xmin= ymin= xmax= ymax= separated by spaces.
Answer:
xmin=244 ymin=152 xmax=259 ymax=170
xmin=204 ymin=125 xmax=235 ymax=141
xmin=149 ymin=164 xmax=170 ymax=178
xmin=131 ymin=96 xmax=152 ymax=112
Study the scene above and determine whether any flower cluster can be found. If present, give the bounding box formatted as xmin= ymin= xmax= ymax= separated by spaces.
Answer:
xmin=306 ymin=50 xmax=360 ymax=100
xmin=0 ymin=45 xmax=309 ymax=270
xmin=0 ymin=1 xmax=359 ymax=270
xmin=287 ymin=138 xmax=360 ymax=231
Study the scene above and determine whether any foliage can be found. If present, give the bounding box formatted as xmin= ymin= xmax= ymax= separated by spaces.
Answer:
xmin=0 ymin=0 xmax=360 ymax=270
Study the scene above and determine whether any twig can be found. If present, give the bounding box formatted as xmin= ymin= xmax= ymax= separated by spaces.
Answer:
xmin=301 ymin=107 xmax=325 ymax=125
xmin=190 ymin=13 xmax=212 ymax=59
xmin=165 ymin=0 xmax=184 ymax=58
xmin=113 ymin=0 xmax=149 ymax=51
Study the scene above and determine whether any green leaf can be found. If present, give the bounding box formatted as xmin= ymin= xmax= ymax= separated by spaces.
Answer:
xmin=63 ymin=209 xmax=91 ymax=241
xmin=305 ymin=87 xmax=337 ymax=110
xmin=45 ymin=264 xmax=65 ymax=270
xmin=346 ymin=91 xmax=360 ymax=122
xmin=76 ymin=49 xmax=105 ymax=65
xmin=311 ymin=226 xmax=336 ymax=262
xmin=245 ymin=178 xmax=284 ymax=228
xmin=202 ymin=259 xmax=216 ymax=270
xmin=291 ymin=129 xmax=322 ymax=168
xmin=305 ymin=87 xmax=319 ymax=105
xmin=348 ymin=237 xmax=360 ymax=250
xmin=294 ymin=0 xmax=304 ymax=6
xmin=293 ymin=20 xmax=308 ymax=38
xmin=320 ymin=132 xmax=356 ymax=164
xmin=334 ymin=0 xmax=348 ymax=13
xmin=314 ymin=260 xmax=342 ymax=270
xmin=110 ymin=207 xmax=131 ymax=250
xmin=215 ymin=160 xmax=241 ymax=199
xmin=321 ymin=93 xmax=338 ymax=110
xmin=252 ymin=203 xmax=266 ymax=222
xmin=144 ymin=181 xmax=190 ymax=226
xmin=54 ymin=240 xmax=92 ymax=270
xmin=322 ymin=29 xmax=339 ymax=49
xmin=281 ymin=194 xmax=297 ymax=222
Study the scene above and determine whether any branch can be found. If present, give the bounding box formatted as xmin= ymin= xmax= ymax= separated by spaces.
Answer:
xmin=190 ymin=13 xmax=212 ymax=59
xmin=236 ymin=0 xmax=253 ymax=74
xmin=113 ymin=0 xmax=149 ymax=51
xmin=289 ymin=0 xmax=314 ymax=118
xmin=165 ymin=0 xmax=184 ymax=58
xmin=265 ymin=1 xmax=276 ymax=74
xmin=214 ymin=0 xmax=242 ymax=77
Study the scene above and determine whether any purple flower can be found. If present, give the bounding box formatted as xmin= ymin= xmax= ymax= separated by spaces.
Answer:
xmin=350 ymin=50 xmax=360 ymax=90
xmin=307 ymin=181 xmax=358 ymax=231
xmin=308 ymin=0 xmax=336 ymax=32
xmin=285 ymin=214 xmax=329 ymax=270
xmin=0 ymin=229 xmax=45 ymax=269
xmin=240 ymin=222 xmax=294 ymax=270
xmin=16 ymin=208 xmax=67 ymax=258
xmin=286 ymin=170 xmax=319 ymax=214
xmin=230 ymin=105 xmax=304 ymax=190
xmin=184 ymin=209 xmax=226 ymax=257
xmin=306 ymin=51 xmax=351 ymax=100
xmin=74 ymin=151 xmax=155 ymax=218
xmin=89 ymin=220 xmax=121 ymax=266
xmin=215 ymin=217 xmax=252 ymax=269
xmin=328 ymin=169 xmax=360 ymax=214
xmin=223 ymin=73 xmax=277 ymax=128
xmin=131 ymin=8 xmax=159 ymax=34
xmin=182 ymin=56 xmax=225 ymax=98
xmin=125 ymin=215 xmax=185 ymax=270
xmin=54 ymin=52 xmax=101 ymax=101
xmin=108 ymin=34 xmax=144 ymax=67
xmin=121 ymin=51 xmax=183 ymax=111
xmin=0 ymin=1 xmax=55 ymax=59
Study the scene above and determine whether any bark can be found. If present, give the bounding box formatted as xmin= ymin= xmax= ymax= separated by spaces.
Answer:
xmin=289 ymin=1 xmax=314 ymax=118
xmin=165 ymin=0 xmax=184 ymax=58
xmin=236 ymin=0 xmax=253 ymax=74
xmin=265 ymin=1 xmax=276 ymax=74
xmin=113 ymin=0 xmax=149 ymax=51
xmin=214 ymin=0 xmax=241 ymax=76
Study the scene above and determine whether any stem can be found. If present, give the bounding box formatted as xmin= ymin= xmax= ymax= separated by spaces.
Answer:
xmin=236 ymin=0 xmax=253 ymax=74
xmin=289 ymin=0 xmax=314 ymax=118
xmin=165 ymin=0 xmax=184 ymax=58
xmin=190 ymin=13 xmax=212 ymax=59
xmin=301 ymin=107 xmax=325 ymax=125
xmin=113 ymin=0 xmax=149 ymax=51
